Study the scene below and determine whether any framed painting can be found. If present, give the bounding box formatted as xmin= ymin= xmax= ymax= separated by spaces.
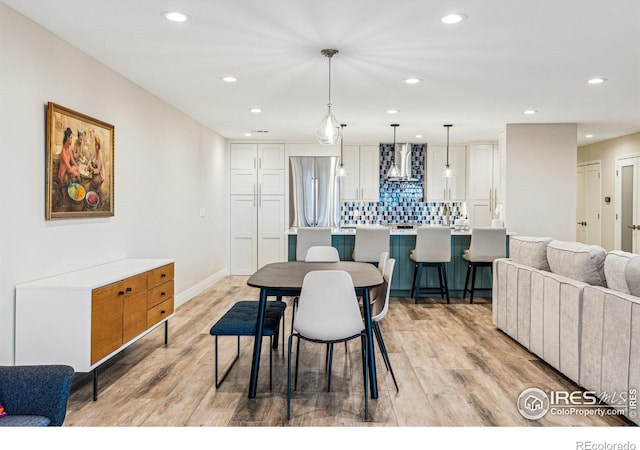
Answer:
xmin=46 ymin=102 xmax=114 ymax=219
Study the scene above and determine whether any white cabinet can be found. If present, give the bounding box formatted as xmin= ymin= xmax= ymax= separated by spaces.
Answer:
xmin=426 ymin=144 xmax=466 ymax=201
xmin=340 ymin=144 xmax=380 ymax=202
xmin=230 ymin=143 xmax=286 ymax=275
xmin=467 ymin=142 xmax=503 ymax=227
xmin=15 ymin=259 xmax=175 ymax=373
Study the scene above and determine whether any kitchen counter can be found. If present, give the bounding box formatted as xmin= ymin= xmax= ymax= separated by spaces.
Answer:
xmin=286 ymin=226 xmax=484 ymax=236
xmin=286 ymin=229 xmax=511 ymax=297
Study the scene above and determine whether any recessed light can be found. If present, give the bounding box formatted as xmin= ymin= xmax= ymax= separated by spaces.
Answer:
xmin=587 ymin=77 xmax=607 ymax=85
xmin=441 ymin=13 xmax=467 ymax=24
xmin=244 ymin=132 xmax=252 ymax=137
xmin=249 ymin=108 xmax=262 ymax=114
xmin=161 ymin=11 xmax=190 ymax=23
xmin=523 ymin=109 xmax=537 ymax=115
xmin=415 ymin=134 xmax=423 ymax=139
xmin=221 ymin=76 xmax=238 ymax=83
xmin=404 ymin=78 xmax=422 ymax=84
xmin=386 ymin=109 xmax=399 ymax=115
xmin=585 ymin=134 xmax=594 ymax=139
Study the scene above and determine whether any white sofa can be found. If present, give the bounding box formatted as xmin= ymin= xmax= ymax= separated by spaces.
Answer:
xmin=493 ymin=237 xmax=640 ymax=424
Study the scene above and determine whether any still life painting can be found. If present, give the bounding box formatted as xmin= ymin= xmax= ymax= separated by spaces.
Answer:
xmin=46 ymin=102 xmax=114 ymax=219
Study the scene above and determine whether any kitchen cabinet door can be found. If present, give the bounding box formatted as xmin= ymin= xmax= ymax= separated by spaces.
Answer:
xmin=230 ymin=195 xmax=258 ymax=275
xmin=426 ymin=145 xmax=466 ymax=201
xmin=340 ymin=145 xmax=380 ymax=202
xmin=258 ymin=195 xmax=285 ymax=268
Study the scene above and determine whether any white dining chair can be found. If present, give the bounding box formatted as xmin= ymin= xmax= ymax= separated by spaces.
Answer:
xmin=296 ymin=227 xmax=332 ymax=262
xmin=305 ymin=245 xmax=340 ymax=262
xmin=462 ymin=227 xmax=507 ymax=303
xmin=377 ymin=251 xmax=389 ymax=275
xmin=371 ymin=258 xmax=398 ymax=392
xmin=287 ymin=270 xmax=369 ymax=421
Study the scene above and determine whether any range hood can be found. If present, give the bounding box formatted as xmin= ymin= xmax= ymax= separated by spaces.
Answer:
xmin=387 ymin=143 xmax=420 ymax=182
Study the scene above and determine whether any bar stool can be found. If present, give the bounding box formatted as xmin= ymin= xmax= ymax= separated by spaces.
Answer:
xmin=296 ymin=227 xmax=332 ymax=262
xmin=352 ymin=226 xmax=390 ymax=265
xmin=462 ymin=227 xmax=507 ymax=303
xmin=409 ymin=226 xmax=451 ymax=304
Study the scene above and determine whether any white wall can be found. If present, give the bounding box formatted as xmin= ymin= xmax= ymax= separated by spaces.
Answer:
xmin=0 ymin=4 xmax=229 ymax=364
xmin=504 ymin=123 xmax=577 ymax=240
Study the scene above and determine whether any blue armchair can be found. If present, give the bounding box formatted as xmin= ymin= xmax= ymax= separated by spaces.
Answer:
xmin=0 ymin=365 xmax=75 ymax=426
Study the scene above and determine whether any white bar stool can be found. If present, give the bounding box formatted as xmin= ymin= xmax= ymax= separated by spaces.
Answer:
xmin=462 ymin=227 xmax=507 ymax=303
xmin=352 ymin=226 xmax=390 ymax=265
xmin=409 ymin=226 xmax=451 ymax=304
xmin=296 ymin=227 xmax=332 ymax=262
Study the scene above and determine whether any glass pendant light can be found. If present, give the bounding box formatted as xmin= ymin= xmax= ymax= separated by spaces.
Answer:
xmin=442 ymin=124 xmax=453 ymax=178
xmin=337 ymin=124 xmax=348 ymax=176
xmin=386 ymin=124 xmax=400 ymax=178
xmin=317 ymin=49 xmax=341 ymax=145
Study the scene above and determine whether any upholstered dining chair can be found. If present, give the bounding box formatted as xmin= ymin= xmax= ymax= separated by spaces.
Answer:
xmin=377 ymin=251 xmax=389 ymax=275
xmin=305 ymin=245 xmax=340 ymax=263
xmin=409 ymin=226 xmax=451 ymax=304
xmin=371 ymin=258 xmax=399 ymax=392
xmin=287 ymin=270 xmax=369 ymax=421
xmin=352 ymin=226 xmax=390 ymax=265
xmin=462 ymin=227 xmax=507 ymax=303
xmin=296 ymin=227 xmax=332 ymax=262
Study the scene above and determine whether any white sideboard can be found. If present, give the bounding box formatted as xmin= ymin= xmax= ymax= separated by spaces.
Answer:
xmin=15 ymin=258 xmax=175 ymax=398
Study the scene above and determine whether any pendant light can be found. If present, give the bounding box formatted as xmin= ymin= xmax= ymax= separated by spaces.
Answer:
xmin=386 ymin=124 xmax=400 ymax=178
xmin=443 ymin=124 xmax=453 ymax=178
xmin=337 ymin=124 xmax=348 ymax=176
xmin=317 ymin=49 xmax=340 ymax=145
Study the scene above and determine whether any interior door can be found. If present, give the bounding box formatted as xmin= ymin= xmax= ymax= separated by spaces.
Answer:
xmin=577 ymin=162 xmax=602 ymax=245
xmin=616 ymin=157 xmax=639 ymax=252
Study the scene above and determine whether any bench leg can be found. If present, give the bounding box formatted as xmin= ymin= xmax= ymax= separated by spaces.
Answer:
xmin=215 ymin=335 xmax=241 ymax=388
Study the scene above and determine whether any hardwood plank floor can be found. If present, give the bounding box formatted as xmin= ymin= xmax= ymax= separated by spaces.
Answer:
xmin=63 ymin=275 xmax=634 ymax=428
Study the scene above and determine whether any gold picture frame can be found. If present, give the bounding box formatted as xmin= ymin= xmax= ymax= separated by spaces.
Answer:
xmin=46 ymin=102 xmax=114 ymax=219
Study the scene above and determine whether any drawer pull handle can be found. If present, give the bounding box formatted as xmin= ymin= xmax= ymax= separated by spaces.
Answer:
xmin=161 ymin=310 xmax=166 ymax=315
xmin=126 ymin=287 xmax=132 ymax=292
xmin=161 ymin=273 xmax=166 ymax=278
xmin=161 ymin=292 xmax=166 ymax=296
xmin=118 ymin=291 xmax=125 ymax=296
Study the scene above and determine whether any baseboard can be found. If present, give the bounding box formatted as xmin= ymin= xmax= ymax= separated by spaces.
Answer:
xmin=174 ymin=267 xmax=228 ymax=308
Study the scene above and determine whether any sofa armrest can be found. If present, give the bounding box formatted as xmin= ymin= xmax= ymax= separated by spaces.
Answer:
xmin=0 ymin=365 xmax=75 ymax=426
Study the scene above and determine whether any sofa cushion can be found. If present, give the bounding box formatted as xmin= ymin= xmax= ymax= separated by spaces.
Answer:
xmin=625 ymin=255 xmax=640 ymax=297
xmin=546 ymin=240 xmax=606 ymax=286
xmin=509 ymin=236 xmax=553 ymax=270
xmin=605 ymin=250 xmax=636 ymax=294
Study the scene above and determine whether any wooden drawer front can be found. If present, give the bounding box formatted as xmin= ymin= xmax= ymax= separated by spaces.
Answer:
xmin=124 ymin=272 xmax=148 ymax=296
xmin=148 ymin=280 xmax=174 ymax=309
xmin=91 ymin=281 xmax=125 ymax=364
xmin=148 ymin=263 xmax=174 ymax=289
xmin=147 ymin=298 xmax=174 ymax=328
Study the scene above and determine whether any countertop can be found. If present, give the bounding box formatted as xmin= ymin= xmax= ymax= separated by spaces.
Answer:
xmin=286 ymin=227 xmax=514 ymax=236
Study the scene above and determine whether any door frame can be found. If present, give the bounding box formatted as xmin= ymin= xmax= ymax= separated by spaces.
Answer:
xmin=576 ymin=160 xmax=602 ymax=246
xmin=614 ymin=153 xmax=640 ymax=250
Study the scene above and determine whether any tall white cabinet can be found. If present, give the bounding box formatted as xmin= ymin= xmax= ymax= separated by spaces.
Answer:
xmin=230 ymin=143 xmax=285 ymax=275
xmin=466 ymin=141 xmax=504 ymax=227
xmin=340 ymin=144 xmax=380 ymax=202
xmin=425 ymin=144 xmax=466 ymax=201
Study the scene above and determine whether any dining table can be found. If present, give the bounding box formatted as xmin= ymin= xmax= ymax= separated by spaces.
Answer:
xmin=246 ymin=261 xmax=384 ymax=399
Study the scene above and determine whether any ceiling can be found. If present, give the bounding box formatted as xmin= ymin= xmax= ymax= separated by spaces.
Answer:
xmin=5 ymin=0 xmax=640 ymax=146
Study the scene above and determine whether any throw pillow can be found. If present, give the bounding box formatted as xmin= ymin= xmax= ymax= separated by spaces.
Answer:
xmin=546 ymin=240 xmax=607 ymax=286
xmin=0 ymin=403 xmax=7 ymax=418
xmin=605 ymin=250 xmax=635 ymax=294
xmin=509 ymin=236 xmax=553 ymax=270
xmin=625 ymin=255 xmax=640 ymax=297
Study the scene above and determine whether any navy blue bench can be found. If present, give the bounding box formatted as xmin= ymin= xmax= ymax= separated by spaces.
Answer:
xmin=209 ymin=300 xmax=286 ymax=389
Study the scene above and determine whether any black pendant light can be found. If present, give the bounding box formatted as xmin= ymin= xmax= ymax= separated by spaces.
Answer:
xmin=443 ymin=124 xmax=453 ymax=178
xmin=386 ymin=124 xmax=400 ymax=178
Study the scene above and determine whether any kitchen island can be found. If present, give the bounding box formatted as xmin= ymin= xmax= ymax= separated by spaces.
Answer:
xmin=286 ymin=227 xmax=511 ymax=298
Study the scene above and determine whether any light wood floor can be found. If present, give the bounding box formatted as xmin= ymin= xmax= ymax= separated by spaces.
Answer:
xmin=64 ymin=276 xmax=634 ymax=427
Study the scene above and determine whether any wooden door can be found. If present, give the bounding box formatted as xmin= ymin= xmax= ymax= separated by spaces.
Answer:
xmin=91 ymin=281 xmax=124 ymax=364
xmin=122 ymin=272 xmax=148 ymax=343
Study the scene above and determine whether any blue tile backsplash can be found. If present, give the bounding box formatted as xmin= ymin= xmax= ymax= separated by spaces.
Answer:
xmin=340 ymin=143 xmax=463 ymax=226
